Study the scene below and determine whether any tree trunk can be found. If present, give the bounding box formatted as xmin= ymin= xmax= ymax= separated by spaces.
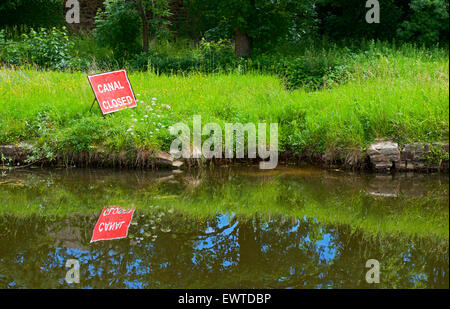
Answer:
xmin=137 ymin=0 xmax=149 ymax=53
xmin=234 ymin=28 xmax=252 ymax=57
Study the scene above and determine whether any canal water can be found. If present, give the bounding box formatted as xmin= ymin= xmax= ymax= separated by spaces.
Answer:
xmin=0 ymin=167 xmax=448 ymax=288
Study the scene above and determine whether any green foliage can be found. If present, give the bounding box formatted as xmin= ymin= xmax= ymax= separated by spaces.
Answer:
xmin=0 ymin=43 xmax=448 ymax=161
xmin=128 ymin=39 xmax=351 ymax=91
xmin=0 ymin=0 xmax=64 ymax=28
xmin=130 ymin=38 xmax=235 ymax=73
xmin=316 ymin=0 xmax=405 ymax=41
xmin=21 ymin=27 xmax=77 ymax=70
xmin=94 ymin=0 xmax=142 ymax=60
xmin=145 ymin=0 xmax=172 ymax=40
xmin=182 ymin=0 xmax=447 ymax=48
xmin=0 ymin=27 xmax=77 ymax=70
xmin=59 ymin=117 xmax=105 ymax=153
xmin=0 ymin=29 xmax=30 ymax=66
xmin=93 ymin=0 xmax=172 ymax=60
xmin=286 ymin=0 xmax=319 ymax=41
xmin=199 ymin=38 xmax=234 ymax=63
xmin=203 ymin=23 xmax=232 ymax=42
xmin=184 ymin=0 xmax=302 ymax=50
xmin=397 ymin=0 xmax=449 ymax=46
xmin=250 ymin=53 xmax=351 ymax=91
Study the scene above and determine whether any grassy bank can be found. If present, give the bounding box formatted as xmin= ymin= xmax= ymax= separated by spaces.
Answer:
xmin=0 ymin=43 xmax=448 ymax=165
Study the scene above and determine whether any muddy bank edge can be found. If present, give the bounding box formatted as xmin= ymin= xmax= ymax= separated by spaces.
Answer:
xmin=1 ymin=140 xmax=448 ymax=172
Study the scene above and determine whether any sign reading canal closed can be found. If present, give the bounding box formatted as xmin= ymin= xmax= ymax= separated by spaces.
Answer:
xmin=90 ymin=206 xmax=135 ymax=242
xmin=88 ymin=70 xmax=137 ymax=115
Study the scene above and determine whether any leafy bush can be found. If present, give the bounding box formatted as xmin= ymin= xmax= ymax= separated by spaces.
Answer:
xmin=21 ymin=27 xmax=77 ymax=70
xmin=128 ymin=41 xmax=352 ymax=90
xmin=0 ymin=29 xmax=29 ymax=66
xmin=203 ymin=23 xmax=232 ymax=42
xmin=0 ymin=27 xmax=77 ymax=70
xmin=59 ymin=117 xmax=105 ymax=153
xmin=397 ymin=0 xmax=449 ymax=46
xmin=248 ymin=52 xmax=351 ymax=91
xmin=199 ymin=38 xmax=234 ymax=65
xmin=146 ymin=0 xmax=173 ymax=40
xmin=130 ymin=51 xmax=199 ymax=73
xmin=130 ymin=38 xmax=235 ymax=73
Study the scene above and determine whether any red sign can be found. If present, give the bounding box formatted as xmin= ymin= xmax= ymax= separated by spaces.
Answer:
xmin=90 ymin=206 xmax=135 ymax=243
xmin=87 ymin=70 xmax=137 ymax=115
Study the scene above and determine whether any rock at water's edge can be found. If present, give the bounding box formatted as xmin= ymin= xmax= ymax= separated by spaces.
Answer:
xmin=366 ymin=141 xmax=400 ymax=171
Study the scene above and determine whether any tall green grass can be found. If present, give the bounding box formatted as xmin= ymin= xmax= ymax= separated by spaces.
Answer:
xmin=0 ymin=43 xmax=448 ymax=159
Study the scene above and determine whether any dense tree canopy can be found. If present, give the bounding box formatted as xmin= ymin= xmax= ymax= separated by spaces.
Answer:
xmin=185 ymin=0 xmax=318 ymax=56
xmin=0 ymin=0 xmax=65 ymax=28
xmin=0 ymin=0 xmax=448 ymax=57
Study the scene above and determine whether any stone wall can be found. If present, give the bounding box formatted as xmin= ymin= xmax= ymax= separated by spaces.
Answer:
xmin=1 ymin=140 xmax=448 ymax=172
xmin=367 ymin=141 xmax=449 ymax=172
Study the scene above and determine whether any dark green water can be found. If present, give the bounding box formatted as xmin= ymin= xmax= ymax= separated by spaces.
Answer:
xmin=0 ymin=167 xmax=448 ymax=288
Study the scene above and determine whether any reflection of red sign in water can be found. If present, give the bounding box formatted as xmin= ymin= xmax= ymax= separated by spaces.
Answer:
xmin=87 ymin=70 xmax=137 ymax=115
xmin=90 ymin=206 xmax=135 ymax=243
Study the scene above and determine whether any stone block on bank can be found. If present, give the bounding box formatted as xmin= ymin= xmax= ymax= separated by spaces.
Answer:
xmin=366 ymin=141 xmax=400 ymax=171
xmin=400 ymin=142 xmax=448 ymax=171
xmin=367 ymin=140 xmax=449 ymax=172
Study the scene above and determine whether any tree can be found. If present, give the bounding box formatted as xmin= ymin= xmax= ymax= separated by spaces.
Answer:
xmin=137 ymin=0 xmax=150 ymax=52
xmin=94 ymin=0 xmax=142 ymax=59
xmin=136 ymin=0 xmax=172 ymax=52
xmin=94 ymin=0 xmax=171 ymax=57
xmin=0 ymin=0 xmax=65 ymax=28
xmin=186 ymin=0 xmax=297 ymax=57
xmin=397 ymin=0 xmax=449 ymax=45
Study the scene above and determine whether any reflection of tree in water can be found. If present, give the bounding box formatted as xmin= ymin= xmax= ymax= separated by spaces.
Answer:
xmin=0 ymin=213 xmax=447 ymax=289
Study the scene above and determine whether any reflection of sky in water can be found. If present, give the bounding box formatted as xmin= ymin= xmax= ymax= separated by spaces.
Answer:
xmin=193 ymin=214 xmax=238 ymax=268
xmin=124 ymin=279 xmax=144 ymax=289
xmin=0 ymin=167 xmax=447 ymax=288
xmin=1 ymin=213 xmax=447 ymax=289
xmin=191 ymin=215 xmax=340 ymax=269
xmin=38 ymin=215 xmax=436 ymax=288
xmin=316 ymin=233 xmax=338 ymax=264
